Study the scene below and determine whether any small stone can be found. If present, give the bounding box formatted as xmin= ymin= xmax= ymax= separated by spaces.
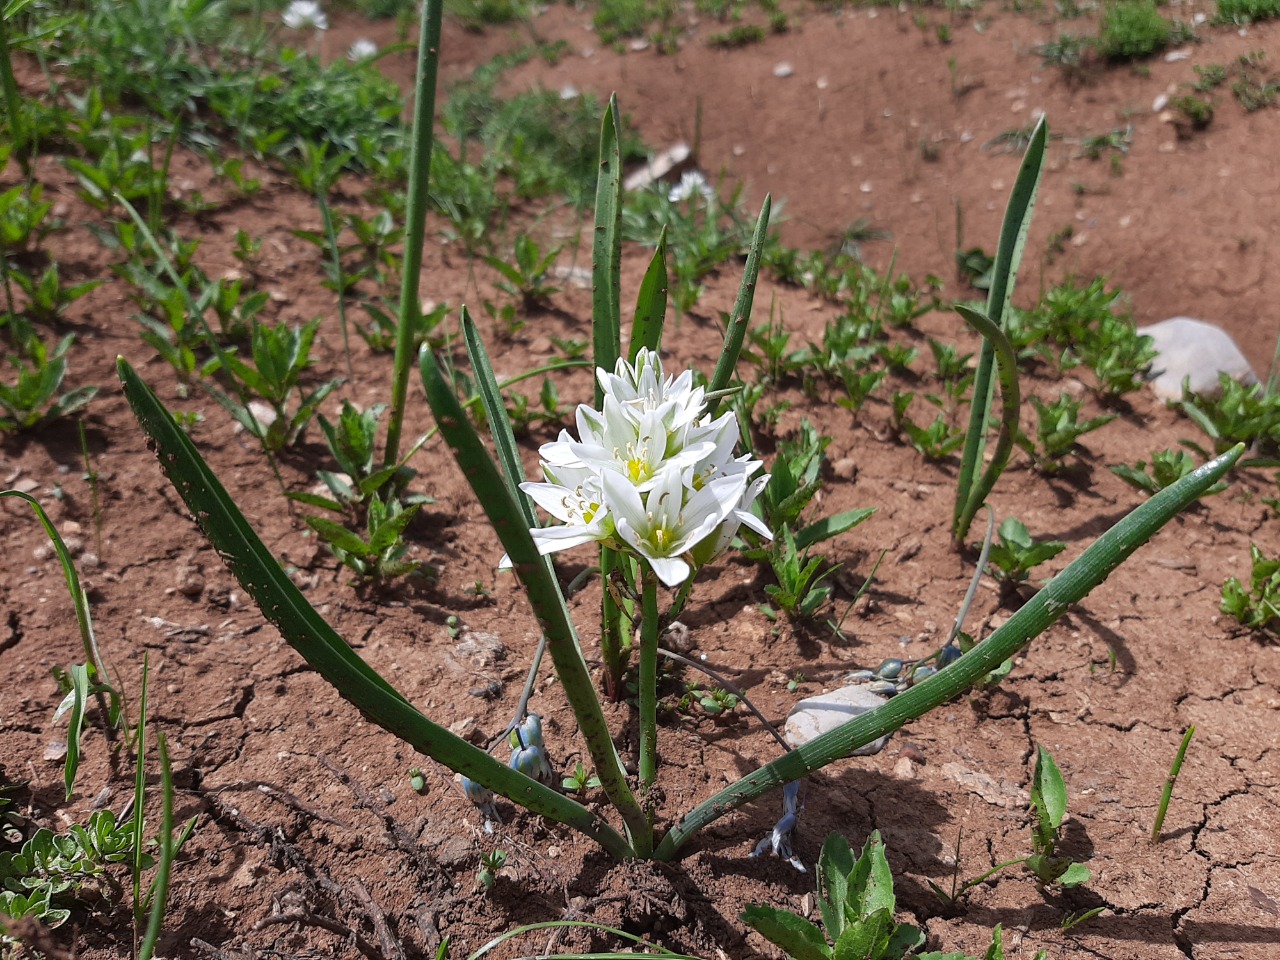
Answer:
xmin=1164 ymin=48 xmax=1191 ymax=62
xmin=44 ymin=739 xmax=67 ymax=761
xmin=12 ymin=478 xmax=38 ymax=494
xmin=1138 ymin=317 xmax=1257 ymax=400
xmin=784 ymin=685 xmax=890 ymax=755
xmin=893 ymin=757 xmax=916 ymax=778
xmin=773 ymin=62 xmax=794 ymax=78
xmin=1152 ymin=93 xmax=1169 ymax=112
xmin=622 ymin=142 xmax=692 ymax=192
xmin=628 ymin=38 xmax=649 ymax=52
xmin=831 ymin=457 xmax=857 ymax=480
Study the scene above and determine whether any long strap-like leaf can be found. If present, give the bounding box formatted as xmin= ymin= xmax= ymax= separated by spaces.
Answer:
xmin=707 ymin=196 xmax=771 ymax=420
xmin=418 ymin=348 xmax=652 ymax=854
xmin=952 ymin=119 xmax=1046 ymax=543
xmin=117 ymin=358 xmax=631 ymax=858
xmin=592 ymin=94 xmax=623 ymax=406
xmin=653 ymin=441 xmax=1243 ymax=859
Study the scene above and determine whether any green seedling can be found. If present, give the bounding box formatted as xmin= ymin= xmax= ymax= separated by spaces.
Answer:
xmin=1078 ymin=126 xmax=1132 ymax=161
xmin=476 ymin=848 xmax=507 ymax=892
xmin=896 ymin=407 xmax=962 ymax=465
xmin=483 ymin=233 xmax=562 ymax=312
xmin=761 ymin=527 xmax=839 ymax=621
xmin=1152 ymin=725 xmax=1195 ymax=842
xmin=1169 ymin=94 xmax=1213 ymax=136
xmin=1220 ymin=543 xmax=1280 ymax=636
xmin=561 ymin=763 xmax=602 ymax=794
xmin=305 ymin=492 xmax=425 ymax=581
xmin=0 ymin=183 xmax=54 ymax=257
xmin=10 ymin=262 xmax=103 ymax=325
xmin=1026 ymin=745 xmax=1091 ymax=888
xmin=1037 ymin=33 xmax=1091 ymax=77
xmin=1180 ymin=374 xmax=1280 ymax=456
xmin=409 ymin=768 xmax=427 ymax=793
xmin=503 ymin=377 xmax=565 ymax=436
xmin=0 ymin=333 xmax=98 ymax=431
xmin=744 ymin=419 xmax=875 ymax=552
xmin=679 ymin=682 xmax=740 ymax=716
xmin=219 ymin=317 xmax=343 ymax=451
xmin=743 ymin=831 xmax=926 ymax=960
xmin=289 ymin=400 xmax=410 ymax=512
xmin=743 ymin=832 xmax=1028 ymax=960
xmin=929 ymin=338 xmax=976 ymax=401
xmin=986 ymin=517 xmax=1066 ymax=586
xmin=1020 ymin=393 xmax=1116 ymax=472
xmin=1193 ymin=63 xmax=1227 ymax=91
xmin=359 ymin=297 xmax=450 ymax=354
xmin=1110 ymin=449 xmax=1230 ymax=497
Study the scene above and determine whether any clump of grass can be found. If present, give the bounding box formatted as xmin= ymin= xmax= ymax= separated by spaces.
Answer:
xmin=1097 ymin=0 xmax=1171 ymax=60
xmin=1216 ymin=0 xmax=1280 ymax=23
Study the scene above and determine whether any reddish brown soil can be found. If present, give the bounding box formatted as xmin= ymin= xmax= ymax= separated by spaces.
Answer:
xmin=3 ymin=3 xmax=1280 ymax=960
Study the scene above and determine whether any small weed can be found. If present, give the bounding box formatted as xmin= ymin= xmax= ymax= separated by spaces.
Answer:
xmin=986 ymin=517 xmax=1067 ymax=586
xmin=1169 ymin=94 xmax=1214 ymax=136
xmin=483 ymin=233 xmax=562 ymax=313
xmin=1110 ymin=449 xmax=1230 ymax=497
xmin=1221 ymin=544 xmax=1280 ymax=636
xmin=0 ymin=334 xmax=98 ymax=431
xmin=1021 ymin=393 xmax=1117 ymax=472
xmin=305 ymin=492 xmax=425 ymax=581
xmin=1038 ymin=33 xmax=1093 ymax=77
xmin=1230 ymin=52 xmax=1280 ymax=111
xmin=707 ymin=24 xmax=766 ymax=47
xmin=1097 ymin=0 xmax=1170 ymax=60
xmin=476 ymin=849 xmax=507 ymax=892
xmin=561 ymin=762 xmax=602 ymax=794
xmin=219 ymin=318 xmax=343 ymax=452
xmin=1077 ymin=125 xmax=1132 ymax=160
xmin=1215 ymin=0 xmax=1280 ymax=23
xmin=760 ymin=527 xmax=839 ymax=621
xmin=1179 ymin=374 xmax=1280 ymax=455
xmin=1193 ymin=63 xmax=1227 ymax=91
xmin=1026 ymin=745 xmax=1091 ymax=887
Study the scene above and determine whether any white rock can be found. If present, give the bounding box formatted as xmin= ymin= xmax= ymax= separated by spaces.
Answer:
xmin=622 ymin=142 xmax=692 ymax=192
xmin=773 ymin=62 xmax=794 ymax=78
xmin=784 ymin=685 xmax=890 ymax=756
xmin=1138 ymin=317 xmax=1258 ymax=400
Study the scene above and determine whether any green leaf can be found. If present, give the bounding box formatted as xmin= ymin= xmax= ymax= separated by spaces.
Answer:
xmin=983 ymin=924 xmax=1005 ymax=960
xmin=60 ymin=663 xmax=90 ymax=801
xmin=819 ymin=833 xmax=856 ymax=940
xmin=629 ymin=228 xmax=668 ymax=361
xmin=304 ymin=516 xmax=373 ymax=557
xmin=831 ymin=909 xmax=891 ymax=960
xmin=847 ymin=832 xmax=897 ymax=924
xmin=1032 ymin=746 xmax=1068 ymax=832
xmin=741 ymin=904 xmax=831 ymax=960
xmin=795 ymin=508 xmax=875 ymax=552
xmin=1057 ymin=861 xmax=1091 ymax=888
xmin=706 ymin=196 xmax=771 ymax=420
xmin=116 ymin=357 xmax=629 ymax=859
xmin=592 ymin=94 xmax=623 ymax=405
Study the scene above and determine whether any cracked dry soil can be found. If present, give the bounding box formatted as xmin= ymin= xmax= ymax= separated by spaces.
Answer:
xmin=3 ymin=2 xmax=1280 ymax=958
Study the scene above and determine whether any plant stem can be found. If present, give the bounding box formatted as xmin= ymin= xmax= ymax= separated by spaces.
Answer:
xmin=384 ymin=0 xmax=442 ymax=468
xmin=1152 ymin=725 xmax=1195 ymax=842
xmin=638 ymin=568 xmax=660 ymax=792
xmin=652 ymin=443 xmax=1243 ymax=860
xmin=0 ymin=10 xmax=29 ymax=175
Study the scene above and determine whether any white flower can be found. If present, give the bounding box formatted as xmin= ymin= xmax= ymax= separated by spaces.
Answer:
xmin=602 ymin=467 xmax=744 ymax=587
xmin=513 ymin=348 xmax=772 ymax=583
xmin=282 ymin=0 xmax=327 ymax=30
xmin=348 ymin=37 xmax=378 ymax=61
xmin=668 ymin=171 xmax=714 ymax=205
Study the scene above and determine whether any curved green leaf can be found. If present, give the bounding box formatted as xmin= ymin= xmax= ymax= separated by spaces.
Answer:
xmin=654 ymin=441 xmax=1244 ymax=859
xmin=116 ymin=357 xmax=629 ymax=858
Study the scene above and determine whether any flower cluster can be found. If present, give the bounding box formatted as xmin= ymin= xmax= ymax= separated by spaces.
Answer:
xmin=513 ymin=348 xmax=770 ymax=587
xmin=282 ymin=0 xmax=327 ymax=30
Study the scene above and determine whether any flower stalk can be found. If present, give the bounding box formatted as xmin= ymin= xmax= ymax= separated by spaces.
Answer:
xmin=638 ymin=566 xmax=661 ymax=792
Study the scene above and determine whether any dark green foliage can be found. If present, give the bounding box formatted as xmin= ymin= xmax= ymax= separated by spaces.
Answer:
xmin=1221 ymin=544 xmax=1280 ymax=636
xmin=1097 ymin=0 xmax=1171 ymax=60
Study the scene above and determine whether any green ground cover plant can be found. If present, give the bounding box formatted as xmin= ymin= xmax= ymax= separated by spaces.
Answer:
xmin=1097 ymin=0 xmax=1171 ymax=60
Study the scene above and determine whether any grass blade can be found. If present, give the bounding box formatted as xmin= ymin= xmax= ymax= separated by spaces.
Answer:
xmin=654 ymin=441 xmax=1244 ymax=859
xmin=1152 ymin=725 xmax=1196 ymax=842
